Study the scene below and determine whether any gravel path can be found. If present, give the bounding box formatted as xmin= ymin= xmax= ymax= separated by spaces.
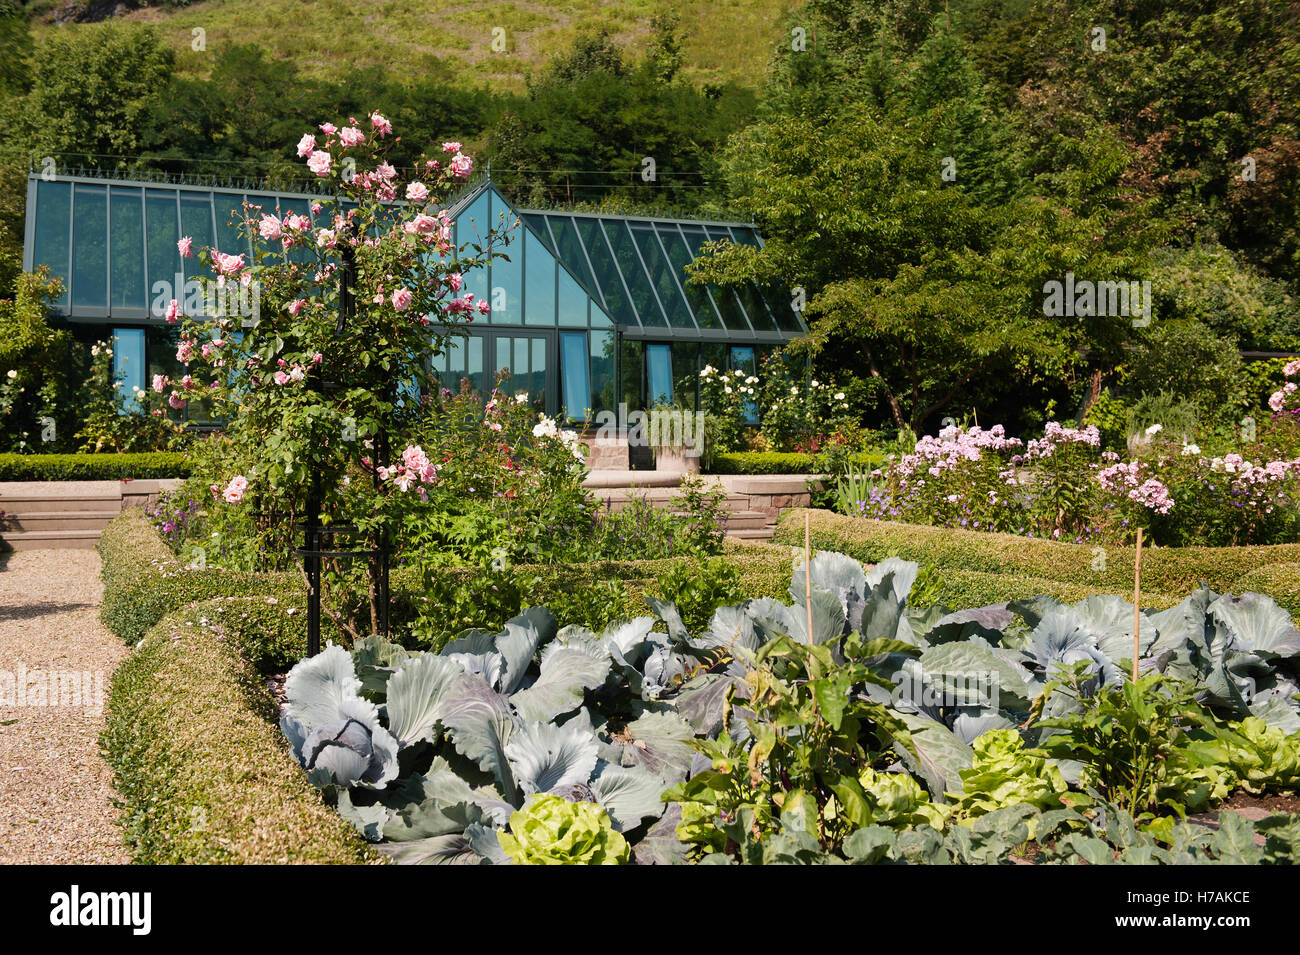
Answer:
xmin=0 ymin=549 xmax=130 ymax=864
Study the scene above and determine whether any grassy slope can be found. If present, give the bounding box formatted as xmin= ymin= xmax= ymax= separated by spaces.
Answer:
xmin=32 ymin=0 xmax=793 ymax=92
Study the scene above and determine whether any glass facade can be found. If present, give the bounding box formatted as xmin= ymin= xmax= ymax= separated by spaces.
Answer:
xmin=26 ymin=175 xmax=806 ymax=423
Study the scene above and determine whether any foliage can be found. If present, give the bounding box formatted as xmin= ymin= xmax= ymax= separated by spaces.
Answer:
xmin=0 ymin=269 xmax=87 ymax=453
xmin=100 ymin=602 xmax=380 ymax=864
xmin=498 ymin=794 xmax=629 ymax=865
xmin=1035 ymin=672 xmax=1211 ymax=819
xmin=0 ymin=451 xmax=190 ymax=480
xmin=650 ymin=556 xmax=745 ymax=637
xmin=74 ymin=340 xmax=192 ymax=452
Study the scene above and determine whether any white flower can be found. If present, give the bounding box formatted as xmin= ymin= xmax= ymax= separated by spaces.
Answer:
xmin=5 ymin=370 xmax=14 ymax=380
xmin=746 ymin=376 xmax=758 ymax=385
xmin=811 ymin=380 xmax=819 ymax=388
xmin=1181 ymin=443 xmax=1201 ymax=456
xmin=515 ymin=392 xmax=529 ymax=404
xmin=1145 ymin=423 xmax=1163 ymax=436
xmin=790 ymin=387 xmax=799 ymax=396
xmin=724 ymin=385 xmax=732 ymax=394
xmin=834 ymin=391 xmax=845 ymax=400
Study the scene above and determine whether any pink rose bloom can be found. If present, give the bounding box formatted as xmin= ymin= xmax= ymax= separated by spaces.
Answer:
xmin=375 ymin=162 xmax=397 ymax=181
xmin=311 ymin=203 xmax=323 ymax=215
xmin=307 ymin=150 xmax=332 ymax=176
xmin=258 ymin=215 xmax=282 ymax=240
xmin=319 ymin=122 xmax=337 ymax=136
xmin=284 ymin=213 xmax=311 ymax=232
xmin=152 ymin=374 xmax=169 ymax=393
xmin=212 ymin=251 xmax=246 ymax=276
xmin=449 ymin=154 xmax=473 ymax=178
xmin=164 ymin=299 xmax=181 ymax=323
xmin=168 ymin=392 xmax=187 ymax=410
xmin=370 ymin=112 xmax=392 ymax=137
xmin=442 ymin=142 xmax=462 ymax=153
xmin=406 ymin=181 xmax=429 ymax=202
xmin=289 ymin=365 xmax=306 ymax=382
xmin=449 ymin=272 xmax=463 ymax=292
xmin=392 ymin=288 xmax=414 ymax=312
xmin=273 ymin=371 xmax=291 ymax=386
xmin=222 ymin=475 xmax=249 ymax=504
xmin=1269 ymin=390 xmax=1286 ymax=412
xmin=1286 ymin=360 xmax=1300 ymax=378
xmin=297 ymin=133 xmax=317 ymax=157
xmin=288 ymin=299 xmax=306 ymax=316
xmin=339 ymin=126 xmax=366 ymax=147
xmin=408 ymin=213 xmax=438 ymax=235
xmin=476 ymin=299 xmax=490 ymax=315
xmin=311 ymin=352 xmax=323 ymax=364
xmin=176 ymin=340 xmax=195 ymax=363
xmin=316 ymin=228 xmax=337 ymax=248
xmin=177 ymin=236 xmax=194 ymax=258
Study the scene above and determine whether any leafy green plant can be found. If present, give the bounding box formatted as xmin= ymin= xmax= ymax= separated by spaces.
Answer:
xmin=1034 ymin=673 xmax=1211 ymax=820
xmin=499 ymin=794 xmax=629 ymax=865
xmin=652 ymin=557 xmax=744 ymax=633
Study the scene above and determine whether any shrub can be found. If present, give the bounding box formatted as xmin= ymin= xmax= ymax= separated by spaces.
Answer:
xmin=774 ymin=508 xmax=1300 ymax=605
xmin=0 ymin=451 xmax=191 ymax=481
xmin=101 ymin=601 xmax=382 ymax=864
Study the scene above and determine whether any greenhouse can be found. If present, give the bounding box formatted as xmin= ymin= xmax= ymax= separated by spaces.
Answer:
xmin=23 ymin=171 xmax=806 ymax=423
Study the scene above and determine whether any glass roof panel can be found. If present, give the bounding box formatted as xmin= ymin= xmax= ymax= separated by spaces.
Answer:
xmin=657 ymin=223 xmax=722 ymax=331
xmin=71 ymin=184 xmax=108 ymax=310
xmin=179 ymin=193 xmax=215 ymax=285
xmin=545 ymin=214 xmax=601 ymax=306
xmin=704 ymin=225 xmax=776 ymax=332
xmin=573 ymin=217 xmax=637 ymax=327
xmin=630 ymin=222 xmax=695 ymax=330
xmin=33 ymin=180 xmax=71 ymax=311
xmin=109 ymin=188 xmax=146 ymax=310
xmin=601 ymin=219 xmax=665 ymax=327
xmin=213 ymin=193 xmax=250 ymax=257
xmin=144 ymin=189 xmax=180 ymax=314
xmin=728 ymin=226 xmax=806 ymax=332
xmin=679 ymin=225 xmax=750 ymax=332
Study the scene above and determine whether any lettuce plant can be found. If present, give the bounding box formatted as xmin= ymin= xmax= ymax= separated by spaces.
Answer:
xmin=499 ymin=794 xmax=629 ymax=865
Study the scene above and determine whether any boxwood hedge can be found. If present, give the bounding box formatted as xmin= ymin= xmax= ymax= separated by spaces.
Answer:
xmin=775 ymin=508 xmax=1300 ymax=615
xmin=0 ymin=452 xmax=191 ymax=481
xmin=707 ymin=450 xmax=884 ymax=475
xmin=102 ymin=602 xmax=382 ymax=865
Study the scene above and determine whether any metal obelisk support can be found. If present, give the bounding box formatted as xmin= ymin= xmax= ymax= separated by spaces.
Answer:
xmin=304 ymin=227 xmax=357 ymax=657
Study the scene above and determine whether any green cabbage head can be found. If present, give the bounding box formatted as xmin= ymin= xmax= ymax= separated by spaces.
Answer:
xmin=499 ymin=794 xmax=630 ymax=865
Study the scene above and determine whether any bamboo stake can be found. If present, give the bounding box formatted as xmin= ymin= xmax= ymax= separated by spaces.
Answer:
xmin=1132 ymin=528 xmax=1143 ymax=683
xmin=805 ymin=511 xmax=814 ymax=644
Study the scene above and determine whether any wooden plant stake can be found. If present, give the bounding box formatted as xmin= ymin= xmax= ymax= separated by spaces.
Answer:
xmin=1132 ymin=527 xmax=1143 ymax=684
xmin=805 ymin=511 xmax=814 ymax=644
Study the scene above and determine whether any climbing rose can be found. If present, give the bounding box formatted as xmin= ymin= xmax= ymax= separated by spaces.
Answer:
xmin=370 ymin=112 xmax=392 ymax=137
xmin=392 ymin=288 xmax=414 ymax=312
xmin=288 ymin=299 xmax=306 ymax=316
xmin=449 ymin=154 xmax=473 ymax=178
xmin=338 ymin=126 xmax=366 ymax=147
xmin=406 ymin=181 xmax=429 ymax=202
xmin=222 ymin=475 xmax=249 ymax=504
xmin=296 ymin=133 xmax=316 ymax=157
xmin=307 ymin=150 xmax=332 ymax=176
xmin=152 ymin=374 xmax=169 ymax=393
xmin=164 ymin=299 xmax=181 ymax=323
xmin=177 ymin=236 xmax=193 ymax=258
xmin=258 ymin=215 xmax=282 ymax=240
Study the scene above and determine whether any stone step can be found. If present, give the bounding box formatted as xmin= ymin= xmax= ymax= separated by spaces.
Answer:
xmin=726 ymin=526 xmax=776 ymax=541
xmin=1 ymin=510 xmax=120 ymax=531
xmin=0 ymin=494 xmax=122 ymax=515
xmin=722 ymin=511 xmax=773 ymax=530
xmin=0 ymin=528 xmax=102 ymax=550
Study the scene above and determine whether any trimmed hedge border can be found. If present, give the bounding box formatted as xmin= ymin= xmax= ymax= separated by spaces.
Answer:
xmin=0 ymin=452 xmax=191 ymax=481
xmin=101 ymin=601 xmax=382 ymax=864
xmin=708 ymin=450 xmax=885 ymax=475
xmin=775 ymin=508 xmax=1300 ymax=614
xmin=98 ymin=510 xmax=799 ymax=654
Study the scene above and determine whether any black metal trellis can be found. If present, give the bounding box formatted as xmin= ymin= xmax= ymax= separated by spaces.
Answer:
xmin=300 ymin=220 xmax=390 ymax=656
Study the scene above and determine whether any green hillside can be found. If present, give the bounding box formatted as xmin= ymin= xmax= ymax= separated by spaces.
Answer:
xmin=31 ymin=0 xmax=794 ymax=91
